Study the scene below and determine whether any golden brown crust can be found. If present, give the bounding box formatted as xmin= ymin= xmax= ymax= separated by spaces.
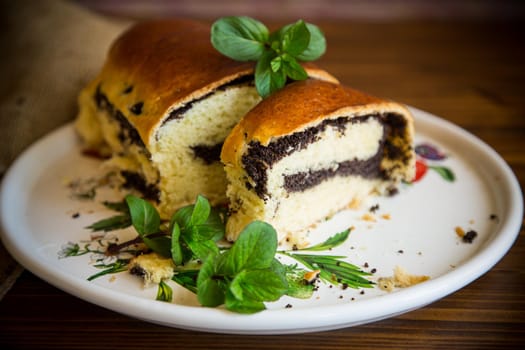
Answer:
xmin=221 ymin=79 xmax=411 ymax=167
xmin=82 ymin=19 xmax=337 ymax=148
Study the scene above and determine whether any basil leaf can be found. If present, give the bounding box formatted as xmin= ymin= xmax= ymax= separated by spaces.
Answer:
xmin=255 ymin=50 xmax=286 ymax=98
xmin=296 ymin=23 xmax=326 ymax=61
xmin=223 ymin=221 xmax=278 ymax=274
xmin=281 ymin=20 xmax=310 ymax=56
xmin=230 ymin=269 xmax=287 ymax=302
xmin=125 ymin=195 xmax=160 ymax=236
xmin=211 ymin=16 xmax=269 ymax=61
xmin=197 ymin=253 xmax=225 ymax=307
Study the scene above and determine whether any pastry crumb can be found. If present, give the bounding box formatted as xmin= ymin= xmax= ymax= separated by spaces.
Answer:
xmin=347 ymin=198 xmax=361 ymax=209
xmin=361 ymin=213 xmax=376 ymax=222
xmin=455 ymin=226 xmax=465 ymax=238
xmin=377 ymin=266 xmax=430 ymax=292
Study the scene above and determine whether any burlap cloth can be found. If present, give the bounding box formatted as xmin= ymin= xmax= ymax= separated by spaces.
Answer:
xmin=0 ymin=0 xmax=131 ymax=299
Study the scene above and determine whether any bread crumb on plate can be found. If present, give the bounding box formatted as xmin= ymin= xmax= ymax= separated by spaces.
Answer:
xmin=377 ymin=266 xmax=430 ymax=292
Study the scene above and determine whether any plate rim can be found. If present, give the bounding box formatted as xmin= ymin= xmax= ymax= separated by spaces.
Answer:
xmin=1 ymin=107 xmax=522 ymax=334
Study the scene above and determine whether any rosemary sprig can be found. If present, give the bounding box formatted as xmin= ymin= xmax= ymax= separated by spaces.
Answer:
xmin=279 ymin=229 xmax=374 ymax=289
xmin=85 ymin=199 xmax=132 ymax=232
xmin=156 ymin=280 xmax=173 ymax=302
xmin=87 ymin=260 xmax=129 ymax=281
xmin=281 ymin=253 xmax=373 ymax=289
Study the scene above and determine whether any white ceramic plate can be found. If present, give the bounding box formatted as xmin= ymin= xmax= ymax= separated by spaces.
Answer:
xmin=1 ymin=107 xmax=522 ymax=334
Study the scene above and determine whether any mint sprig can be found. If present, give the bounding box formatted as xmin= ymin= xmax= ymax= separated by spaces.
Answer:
xmin=76 ymin=195 xmax=373 ymax=313
xmin=197 ymin=221 xmax=288 ymax=313
xmin=211 ymin=16 xmax=326 ymax=98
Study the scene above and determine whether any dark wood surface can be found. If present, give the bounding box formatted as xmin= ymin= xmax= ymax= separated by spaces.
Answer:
xmin=1 ymin=20 xmax=524 ymax=349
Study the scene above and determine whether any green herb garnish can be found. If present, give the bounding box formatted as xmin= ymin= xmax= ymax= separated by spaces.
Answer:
xmin=211 ymin=16 xmax=326 ymax=98
xmin=69 ymin=195 xmax=373 ymax=313
xmin=197 ymin=221 xmax=287 ymax=313
xmin=85 ymin=200 xmax=132 ymax=232
xmin=87 ymin=260 xmax=129 ymax=281
xmin=156 ymin=280 xmax=173 ymax=302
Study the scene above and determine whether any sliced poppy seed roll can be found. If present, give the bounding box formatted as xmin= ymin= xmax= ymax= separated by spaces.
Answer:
xmin=221 ymin=79 xmax=416 ymax=245
xmin=75 ymin=20 xmax=336 ymax=217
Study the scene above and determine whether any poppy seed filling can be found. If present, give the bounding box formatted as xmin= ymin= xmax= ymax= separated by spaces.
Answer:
xmin=94 ymin=85 xmax=145 ymax=148
xmin=241 ymin=113 xmax=408 ymax=198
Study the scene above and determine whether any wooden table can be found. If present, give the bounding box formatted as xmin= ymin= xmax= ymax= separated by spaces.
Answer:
xmin=1 ymin=19 xmax=524 ymax=349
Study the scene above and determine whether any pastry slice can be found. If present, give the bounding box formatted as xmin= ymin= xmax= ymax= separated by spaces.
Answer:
xmin=221 ymin=79 xmax=416 ymax=244
xmin=75 ymin=20 xmax=336 ymax=217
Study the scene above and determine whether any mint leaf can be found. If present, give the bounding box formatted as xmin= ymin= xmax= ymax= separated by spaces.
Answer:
xmin=124 ymin=195 xmax=170 ymax=257
xmin=255 ymin=50 xmax=286 ymax=98
xmin=271 ymin=21 xmax=326 ymax=61
xmin=143 ymin=235 xmax=172 ymax=258
xmin=296 ymin=23 xmax=326 ymax=61
xmin=171 ymin=196 xmax=223 ymax=240
xmin=211 ymin=16 xmax=327 ymax=98
xmin=224 ymin=289 xmax=265 ymax=314
xmin=171 ymin=222 xmax=183 ymax=265
xmin=222 ymin=221 xmax=278 ymax=274
xmin=281 ymin=54 xmax=308 ymax=81
xmin=284 ymin=265 xmax=315 ymax=299
xmin=281 ymin=20 xmax=310 ymax=56
xmin=191 ymin=195 xmax=211 ymax=226
xmin=171 ymin=205 xmax=192 ymax=231
xmin=230 ymin=269 xmax=287 ymax=302
xmin=270 ymin=55 xmax=282 ymax=72
xmin=185 ymin=235 xmax=219 ymax=261
xmin=211 ymin=16 xmax=268 ymax=61
xmin=125 ymin=195 xmax=160 ymax=236
xmin=195 ymin=221 xmax=286 ymax=313
xmin=197 ymin=253 xmax=225 ymax=307
xmin=196 ymin=207 xmax=225 ymax=242
xmin=169 ymin=196 xmax=225 ymax=264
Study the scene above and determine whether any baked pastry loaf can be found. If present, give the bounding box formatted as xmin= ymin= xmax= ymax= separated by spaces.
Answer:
xmin=75 ymin=20 xmax=336 ymax=217
xmin=221 ymin=79 xmax=416 ymax=244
